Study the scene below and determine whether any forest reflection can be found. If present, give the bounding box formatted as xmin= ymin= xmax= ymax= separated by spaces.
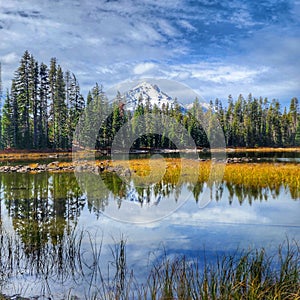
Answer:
xmin=0 ymin=165 xmax=298 ymax=253
xmin=0 ymin=166 xmax=298 ymax=298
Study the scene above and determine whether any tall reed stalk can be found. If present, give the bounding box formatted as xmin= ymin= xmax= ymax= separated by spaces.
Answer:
xmin=0 ymin=229 xmax=299 ymax=300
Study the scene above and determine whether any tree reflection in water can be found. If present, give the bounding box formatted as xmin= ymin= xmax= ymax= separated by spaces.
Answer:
xmin=0 ymin=167 xmax=298 ymax=251
xmin=0 ymin=165 xmax=298 ymax=298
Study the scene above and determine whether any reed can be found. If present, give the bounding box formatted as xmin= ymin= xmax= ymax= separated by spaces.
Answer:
xmin=0 ymin=228 xmax=299 ymax=299
xmin=126 ymin=240 xmax=300 ymax=300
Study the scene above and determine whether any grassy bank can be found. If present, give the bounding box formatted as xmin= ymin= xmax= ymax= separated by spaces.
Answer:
xmin=0 ymin=156 xmax=298 ymax=197
xmin=227 ymin=147 xmax=300 ymax=152
xmin=111 ymin=158 xmax=300 ymax=199
xmin=0 ymin=150 xmax=72 ymax=161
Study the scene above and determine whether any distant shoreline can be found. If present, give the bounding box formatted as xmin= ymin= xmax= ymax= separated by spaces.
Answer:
xmin=0 ymin=146 xmax=299 ymax=160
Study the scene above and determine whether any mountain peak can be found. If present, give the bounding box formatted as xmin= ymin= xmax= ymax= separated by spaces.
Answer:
xmin=124 ymin=81 xmax=173 ymax=110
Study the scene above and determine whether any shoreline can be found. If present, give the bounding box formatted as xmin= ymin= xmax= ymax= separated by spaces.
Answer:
xmin=0 ymin=155 xmax=298 ymax=174
xmin=0 ymin=146 xmax=299 ymax=161
xmin=0 ymin=158 xmax=298 ymax=198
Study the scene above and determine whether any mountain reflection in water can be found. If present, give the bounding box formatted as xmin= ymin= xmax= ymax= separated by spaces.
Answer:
xmin=0 ymin=163 xmax=299 ymax=299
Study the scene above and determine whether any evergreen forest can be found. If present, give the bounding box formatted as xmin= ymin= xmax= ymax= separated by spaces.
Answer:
xmin=0 ymin=51 xmax=299 ymax=150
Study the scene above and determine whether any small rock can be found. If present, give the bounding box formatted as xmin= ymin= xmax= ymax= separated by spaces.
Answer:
xmin=47 ymin=161 xmax=60 ymax=167
xmin=10 ymin=166 xmax=20 ymax=172
xmin=37 ymin=164 xmax=47 ymax=170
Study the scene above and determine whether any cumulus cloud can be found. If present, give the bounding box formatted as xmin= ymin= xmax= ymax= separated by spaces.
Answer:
xmin=0 ymin=0 xmax=298 ymax=105
xmin=0 ymin=52 xmax=18 ymax=64
xmin=133 ymin=62 xmax=157 ymax=75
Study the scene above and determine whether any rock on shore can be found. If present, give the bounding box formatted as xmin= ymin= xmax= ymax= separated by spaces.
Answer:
xmin=0 ymin=157 xmax=255 ymax=173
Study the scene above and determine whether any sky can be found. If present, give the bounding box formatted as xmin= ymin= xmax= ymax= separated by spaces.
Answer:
xmin=0 ymin=0 xmax=299 ymax=106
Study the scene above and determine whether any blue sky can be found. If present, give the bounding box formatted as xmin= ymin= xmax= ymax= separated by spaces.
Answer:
xmin=0 ymin=0 xmax=299 ymax=105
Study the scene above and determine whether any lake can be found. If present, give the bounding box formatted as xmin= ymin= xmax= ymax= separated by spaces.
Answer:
xmin=0 ymin=155 xmax=299 ymax=299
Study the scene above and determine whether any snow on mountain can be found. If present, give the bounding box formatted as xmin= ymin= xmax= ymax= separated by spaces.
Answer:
xmin=123 ymin=187 xmax=161 ymax=207
xmin=123 ymin=82 xmax=176 ymax=110
xmin=118 ymin=81 xmax=208 ymax=112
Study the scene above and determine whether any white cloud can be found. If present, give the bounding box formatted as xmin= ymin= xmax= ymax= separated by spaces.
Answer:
xmin=169 ymin=205 xmax=270 ymax=226
xmin=0 ymin=52 xmax=18 ymax=64
xmin=119 ymin=61 xmax=271 ymax=102
xmin=133 ymin=62 xmax=156 ymax=75
xmin=157 ymin=19 xmax=179 ymax=37
xmin=178 ymin=20 xmax=197 ymax=32
xmin=185 ymin=64 xmax=268 ymax=84
xmin=0 ymin=0 xmax=298 ymax=106
xmin=94 ymin=58 xmax=296 ymax=106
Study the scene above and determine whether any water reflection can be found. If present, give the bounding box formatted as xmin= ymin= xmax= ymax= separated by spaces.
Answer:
xmin=0 ymin=168 xmax=298 ymax=227
xmin=0 ymin=166 xmax=299 ymax=298
xmin=0 ymin=173 xmax=85 ymax=254
xmin=0 ymin=168 xmax=298 ymax=246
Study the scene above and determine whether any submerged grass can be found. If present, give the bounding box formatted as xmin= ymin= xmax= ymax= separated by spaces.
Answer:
xmin=146 ymin=248 xmax=300 ymax=300
xmin=0 ymin=227 xmax=299 ymax=299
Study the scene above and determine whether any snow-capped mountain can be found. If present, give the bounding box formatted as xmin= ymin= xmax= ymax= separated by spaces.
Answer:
xmin=117 ymin=81 xmax=208 ymax=112
xmin=123 ymin=82 xmax=176 ymax=110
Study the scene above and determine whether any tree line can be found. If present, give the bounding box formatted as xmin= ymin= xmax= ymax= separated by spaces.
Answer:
xmin=76 ymin=86 xmax=300 ymax=149
xmin=0 ymin=51 xmax=85 ymax=149
xmin=0 ymin=51 xmax=300 ymax=150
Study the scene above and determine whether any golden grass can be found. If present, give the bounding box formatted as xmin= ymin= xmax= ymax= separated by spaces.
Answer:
xmin=0 ymin=154 xmax=298 ymax=197
xmin=28 ymin=163 xmax=39 ymax=168
xmin=224 ymin=163 xmax=300 ymax=199
xmin=109 ymin=158 xmax=300 ymax=198
xmin=0 ymin=151 xmax=72 ymax=160
xmin=227 ymin=147 xmax=300 ymax=152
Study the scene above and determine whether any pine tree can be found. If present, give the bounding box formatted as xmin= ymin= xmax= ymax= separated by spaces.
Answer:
xmin=295 ymin=119 xmax=300 ymax=146
xmin=224 ymin=95 xmax=234 ymax=146
xmin=281 ymin=108 xmax=290 ymax=146
xmin=11 ymin=80 xmax=19 ymax=147
xmin=0 ymin=62 xmax=2 ymax=149
xmin=78 ymin=83 xmax=108 ymax=149
xmin=14 ymin=50 xmax=32 ymax=148
xmin=68 ymin=73 xmax=85 ymax=148
xmin=152 ymin=103 xmax=162 ymax=148
xmin=39 ymin=63 xmax=50 ymax=148
xmin=54 ymin=65 xmax=67 ymax=148
xmin=132 ymin=94 xmax=145 ymax=149
xmin=48 ymin=57 xmax=57 ymax=148
xmin=260 ymin=97 xmax=269 ymax=146
xmin=29 ymin=56 xmax=39 ymax=148
xmin=188 ymin=97 xmax=207 ymax=147
xmin=1 ymin=90 xmax=14 ymax=148
xmin=233 ymin=94 xmax=244 ymax=146
xmin=86 ymin=91 xmax=92 ymax=106
xmin=110 ymin=91 xmax=127 ymax=149
xmin=266 ymin=100 xmax=282 ymax=146
xmin=289 ymin=97 xmax=299 ymax=145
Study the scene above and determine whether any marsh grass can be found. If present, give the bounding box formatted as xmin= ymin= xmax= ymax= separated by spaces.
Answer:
xmin=112 ymin=158 xmax=300 ymax=199
xmin=0 ymin=227 xmax=299 ymax=299
xmin=1 ymin=154 xmax=298 ymax=199
xmin=0 ymin=151 xmax=72 ymax=160
xmin=0 ymin=147 xmax=298 ymax=160
xmin=228 ymin=147 xmax=300 ymax=153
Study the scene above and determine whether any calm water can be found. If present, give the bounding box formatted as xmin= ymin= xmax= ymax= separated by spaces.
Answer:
xmin=0 ymin=159 xmax=299 ymax=298
xmin=1 ymin=150 xmax=299 ymax=166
